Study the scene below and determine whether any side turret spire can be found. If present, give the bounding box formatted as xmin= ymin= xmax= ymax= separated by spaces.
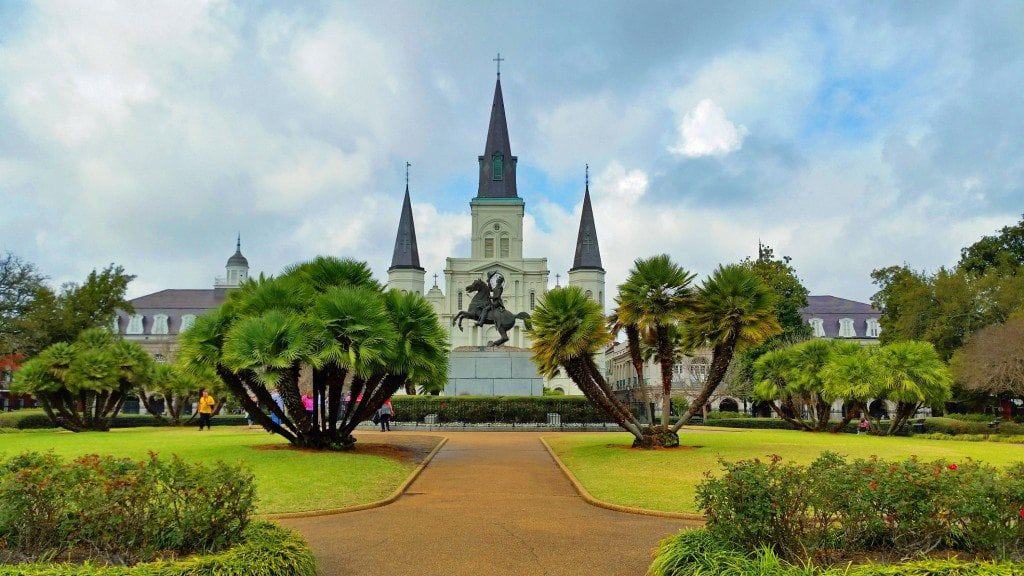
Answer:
xmin=570 ymin=164 xmax=603 ymax=271
xmin=389 ymin=168 xmax=423 ymax=271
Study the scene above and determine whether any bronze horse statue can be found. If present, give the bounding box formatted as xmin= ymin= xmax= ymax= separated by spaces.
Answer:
xmin=451 ymin=278 xmax=531 ymax=347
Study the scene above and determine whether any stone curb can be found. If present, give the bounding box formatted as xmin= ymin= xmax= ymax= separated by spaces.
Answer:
xmin=539 ymin=436 xmax=706 ymax=523
xmin=262 ymin=435 xmax=448 ymax=520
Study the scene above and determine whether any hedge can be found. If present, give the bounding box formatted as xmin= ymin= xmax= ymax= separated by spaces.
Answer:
xmin=0 ymin=410 xmax=248 ymax=430
xmin=391 ymin=396 xmax=606 ymax=424
xmin=0 ymin=522 xmax=316 ymax=576
xmin=650 ymin=529 xmax=1023 ymax=576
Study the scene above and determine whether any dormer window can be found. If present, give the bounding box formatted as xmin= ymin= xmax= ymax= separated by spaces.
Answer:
xmin=152 ymin=314 xmax=169 ymax=335
xmin=180 ymin=314 xmax=197 ymax=333
xmin=809 ymin=318 xmax=825 ymax=337
xmin=866 ymin=318 xmax=882 ymax=338
xmin=491 ymin=152 xmax=504 ymax=181
xmin=126 ymin=314 xmax=144 ymax=335
xmin=838 ymin=318 xmax=856 ymax=338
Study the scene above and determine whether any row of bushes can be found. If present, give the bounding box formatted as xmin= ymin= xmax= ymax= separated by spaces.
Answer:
xmin=922 ymin=416 xmax=1024 ymax=436
xmin=0 ymin=523 xmax=316 ymax=576
xmin=0 ymin=410 xmax=248 ymax=430
xmin=918 ymin=432 xmax=1024 ymax=444
xmin=0 ymin=453 xmax=255 ymax=565
xmin=650 ymin=529 xmax=1023 ymax=576
xmin=697 ymin=452 xmax=1024 ymax=563
xmin=390 ymin=396 xmax=606 ymax=423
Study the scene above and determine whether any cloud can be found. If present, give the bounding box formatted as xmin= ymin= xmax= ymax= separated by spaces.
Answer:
xmin=669 ymin=99 xmax=748 ymax=157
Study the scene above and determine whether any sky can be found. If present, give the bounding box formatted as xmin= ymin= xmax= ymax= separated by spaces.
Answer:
xmin=1 ymin=1 xmax=1022 ymax=303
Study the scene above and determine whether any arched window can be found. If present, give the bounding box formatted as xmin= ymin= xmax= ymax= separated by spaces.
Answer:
xmin=838 ymin=318 xmax=856 ymax=338
xmin=529 ymin=290 xmax=536 ymax=309
xmin=484 ymin=236 xmax=495 ymax=258
xmin=499 ymin=236 xmax=510 ymax=258
xmin=491 ymin=152 xmax=504 ymax=181
xmin=809 ymin=318 xmax=825 ymax=338
xmin=689 ymin=357 xmax=710 ymax=388
xmin=585 ymin=289 xmax=593 ymax=299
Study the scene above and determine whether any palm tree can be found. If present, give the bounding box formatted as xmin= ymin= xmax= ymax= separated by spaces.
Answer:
xmin=531 ymin=286 xmax=646 ymax=442
xmin=607 ymin=313 xmax=653 ymax=423
xmin=874 ymin=341 xmax=951 ymax=435
xmin=671 ymin=265 xmax=780 ymax=433
xmin=613 ymin=255 xmax=696 ymax=427
xmin=752 ymin=346 xmax=808 ymax=430
xmin=820 ymin=345 xmax=881 ymax=433
xmin=179 ymin=257 xmax=448 ymax=450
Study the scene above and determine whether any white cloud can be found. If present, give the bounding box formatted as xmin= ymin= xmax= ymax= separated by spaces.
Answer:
xmin=669 ymin=99 xmax=748 ymax=157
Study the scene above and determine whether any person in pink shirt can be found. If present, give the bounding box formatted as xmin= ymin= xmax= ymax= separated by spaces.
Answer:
xmin=301 ymin=393 xmax=314 ymax=419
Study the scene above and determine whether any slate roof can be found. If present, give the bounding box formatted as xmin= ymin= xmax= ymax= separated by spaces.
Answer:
xmin=476 ymin=77 xmax=518 ymax=199
xmin=570 ymin=182 xmax=603 ymax=271
xmin=114 ymin=289 xmax=227 ymax=336
xmin=389 ymin=185 xmax=423 ymax=271
xmin=799 ymin=295 xmax=882 ymax=339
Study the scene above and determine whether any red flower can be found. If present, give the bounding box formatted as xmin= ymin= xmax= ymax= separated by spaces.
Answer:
xmin=1019 ymin=507 xmax=1024 ymax=519
xmin=948 ymin=463 xmax=958 ymax=471
xmin=868 ymin=481 xmax=878 ymax=491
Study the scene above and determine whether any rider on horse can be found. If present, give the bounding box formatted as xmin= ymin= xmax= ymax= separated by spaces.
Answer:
xmin=475 ymin=271 xmax=505 ymax=327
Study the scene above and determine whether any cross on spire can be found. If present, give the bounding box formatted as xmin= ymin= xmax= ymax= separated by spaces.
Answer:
xmin=405 ymin=161 xmax=411 ymax=188
xmin=493 ymin=52 xmax=504 ymax=77
xmin=433 ymin=273 xmax=439 ymax=287
xmin=585 ymin=163 xmax=589 ymax=188
xmin=555 ymin=273 xmax=561 ymax=287
xmin=236 ymin=233 xmax=241 ymax=251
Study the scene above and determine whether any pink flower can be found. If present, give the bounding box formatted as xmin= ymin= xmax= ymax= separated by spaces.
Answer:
xmin=948 ymin=464 xmax=958 ymax=471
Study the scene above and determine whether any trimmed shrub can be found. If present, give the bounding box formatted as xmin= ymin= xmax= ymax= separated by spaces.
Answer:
xmin=650 ymin=529 xmax=1023 ymax=576
xmin=949 ymin=413 xmax=1003 ymax=423
xmin=917 ymin=433 xmax=1024 ymax=444
xmin=923 ymin=417 xmax=1024 ymax=436
xmin=0 ymin=453 xmax=256 ymax=565
xmin=0 ymin=410 xmax=247 ymax=430
xmin=391 ymin=396 xmax=605 ymax=424
xmin=0 ymin=522 xmax=316 ymax=576
xmin=696 ymin=452 xmax=1024 ymax=563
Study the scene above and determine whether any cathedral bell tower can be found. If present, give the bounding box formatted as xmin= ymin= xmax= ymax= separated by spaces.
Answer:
xmin=568 ymin=165 xmax=605 ymax=309
xmin=470 ymin=71 xmax=524 ymax=262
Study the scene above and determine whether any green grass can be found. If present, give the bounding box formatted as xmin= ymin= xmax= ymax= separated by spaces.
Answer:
xmin=545 ymin=427 xmax=1024 ymax=514
xmin=0 ymin=426 xmax=425 ymax=514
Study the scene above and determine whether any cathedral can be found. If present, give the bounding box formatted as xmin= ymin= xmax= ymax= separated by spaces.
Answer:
xmin=386 ymin=73 xmax=605 ymax=352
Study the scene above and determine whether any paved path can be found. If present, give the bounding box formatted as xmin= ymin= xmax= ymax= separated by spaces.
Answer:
xmin=279 ymin=432 xmax=692 ymax=576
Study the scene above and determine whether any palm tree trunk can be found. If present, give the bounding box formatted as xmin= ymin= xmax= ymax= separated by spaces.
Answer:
xmin=830 ymin=401 xmax=862 ymax=433
xmin=769 ymin=399 xmax=812 ymax=431
xmin=583 ymin=359 xmax=642 ymax=429
xmin=656 ymin=325 xmax=675 ymax=427
xmin=626 ymin=325 xmax=654 ymax=424
xmin=567 ymin=359 xmax=643 ymax=440
xmin=140 ymin=392 xmax=167 ymax=423
xmin=217 ymin=365 xmax=297 ymax=442
xmin=671 ymin=333 xmax=739 ymax=433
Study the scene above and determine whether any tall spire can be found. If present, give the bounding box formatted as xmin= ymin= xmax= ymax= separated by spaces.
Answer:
xmin=477 ymin=59 xmax=518 ymax=199
xmin=570 ymin=165 xmax=603 ymax=271
xmin=389 ymin=170 xmax=423 ymax=271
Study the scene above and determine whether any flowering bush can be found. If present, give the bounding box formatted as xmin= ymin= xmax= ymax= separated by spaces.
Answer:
xmin=0 ymin=452 xmax=255 ymax=565
xmin=696 ymin=452 xmax=1024 ymax=563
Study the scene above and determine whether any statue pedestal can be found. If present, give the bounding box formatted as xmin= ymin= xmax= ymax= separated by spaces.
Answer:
xmin=445 ymin=346 xmax=543 ymax=396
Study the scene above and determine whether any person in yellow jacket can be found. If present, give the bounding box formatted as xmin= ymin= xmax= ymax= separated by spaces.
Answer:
xmin=197 ymin=389 xmax=216 ymax=431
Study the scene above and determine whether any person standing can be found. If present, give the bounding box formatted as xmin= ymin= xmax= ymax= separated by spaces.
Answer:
xmin=197 ymin=389 xmax=216 ymax=431
xmin=377 ymin=399 xmax=393 ymax=432
xmin=857 ymin=415 xmax=870 ymax=435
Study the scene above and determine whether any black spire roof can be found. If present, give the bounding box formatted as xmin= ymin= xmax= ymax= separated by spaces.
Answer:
xmin=226 ymin=235 xmax=248 ymax=267
xmin=570 ymin=176 xmax=603 ymax=272
xmin=389 ymin=184 xmax=423 ymax=271
xmin=477 ymin=77 xmax=518 ymax=199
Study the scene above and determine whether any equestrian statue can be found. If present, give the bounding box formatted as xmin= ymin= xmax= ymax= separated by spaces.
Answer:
xmin=451 ymin=271 xmax=531 ymax=347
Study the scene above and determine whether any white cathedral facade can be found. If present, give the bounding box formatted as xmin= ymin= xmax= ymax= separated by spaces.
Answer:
xmin=386 ymin=74 xmax=606 ymax=358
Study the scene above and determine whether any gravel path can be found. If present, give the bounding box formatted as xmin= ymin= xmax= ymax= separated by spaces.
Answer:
xmin=279 ymin=431 xmax=693 ymax=576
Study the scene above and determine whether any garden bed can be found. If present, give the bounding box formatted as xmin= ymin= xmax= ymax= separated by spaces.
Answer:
xmin=0 ymin=522 xmax=316 ymax=576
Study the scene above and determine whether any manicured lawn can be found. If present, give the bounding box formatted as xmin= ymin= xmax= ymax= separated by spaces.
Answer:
xmin=0 ymin=426 xmax=432 ymax=514
xmin=545 ymin=427 xmax=1024 ymax=514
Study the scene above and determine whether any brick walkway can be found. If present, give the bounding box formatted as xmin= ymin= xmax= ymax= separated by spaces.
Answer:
xmin=279 ymin=431 xmax=692 ymax=576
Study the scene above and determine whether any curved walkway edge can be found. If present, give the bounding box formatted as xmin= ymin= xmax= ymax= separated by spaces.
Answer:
xmin=263 ymin=436 xmax=448 ymax=520
xmin=540 ymin=436 xmax=706 ymax=522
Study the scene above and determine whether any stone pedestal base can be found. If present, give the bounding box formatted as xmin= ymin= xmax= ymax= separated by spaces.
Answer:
xmin=445 ymin=346 xmax=543 ymax=396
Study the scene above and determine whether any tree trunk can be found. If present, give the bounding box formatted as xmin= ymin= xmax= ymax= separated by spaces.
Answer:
xmin=626 ymin=325 xmax=654 ymax=424
xmin=583 ymin=359 xmax=642 ymax=430
xmin=217 ymin=365 xmax=297 ymax=442
xmin=566 ymin=359 xmax=643 ymax=440
xmin=830 ymin=401 xmax=862 ymax=433
xmin=769 ymin=399 xmax=812 ymax=431
xmin=140 ymin=392 xmax=167 ymax=423
xmin=671 ymin=333 xmax=739 ymax=433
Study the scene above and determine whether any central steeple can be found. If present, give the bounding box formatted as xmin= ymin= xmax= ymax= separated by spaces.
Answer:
xmin=477 ymin=74 xmax=518 ymax=199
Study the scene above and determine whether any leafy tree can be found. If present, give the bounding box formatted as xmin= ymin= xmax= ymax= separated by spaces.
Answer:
xmin=670 ymin=265 xmax=781 ymax=433
xmin=820 ymin=346 xmax=882 ymax=432
xmin=0 ymin=252 xmax=46 ymax=356
xmin=178 ymin=257 xmax=448 ymax=450
xmin=950 ymin=312 xmax=1024 ymax=419
xmin=530 ymin=286 xmax=648 ymax=443
xmin=959 ymin=214 xmax=1024 ymax=275
xmin=613 ymin=255 xmax=696 ymax=427
xmin=874 ymin=341 xmax=952 ymax=435
xmin=12 ymin=328 xmax=153 ymax=431
xmin=11 ymin=264 xmax=135 ymax=356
